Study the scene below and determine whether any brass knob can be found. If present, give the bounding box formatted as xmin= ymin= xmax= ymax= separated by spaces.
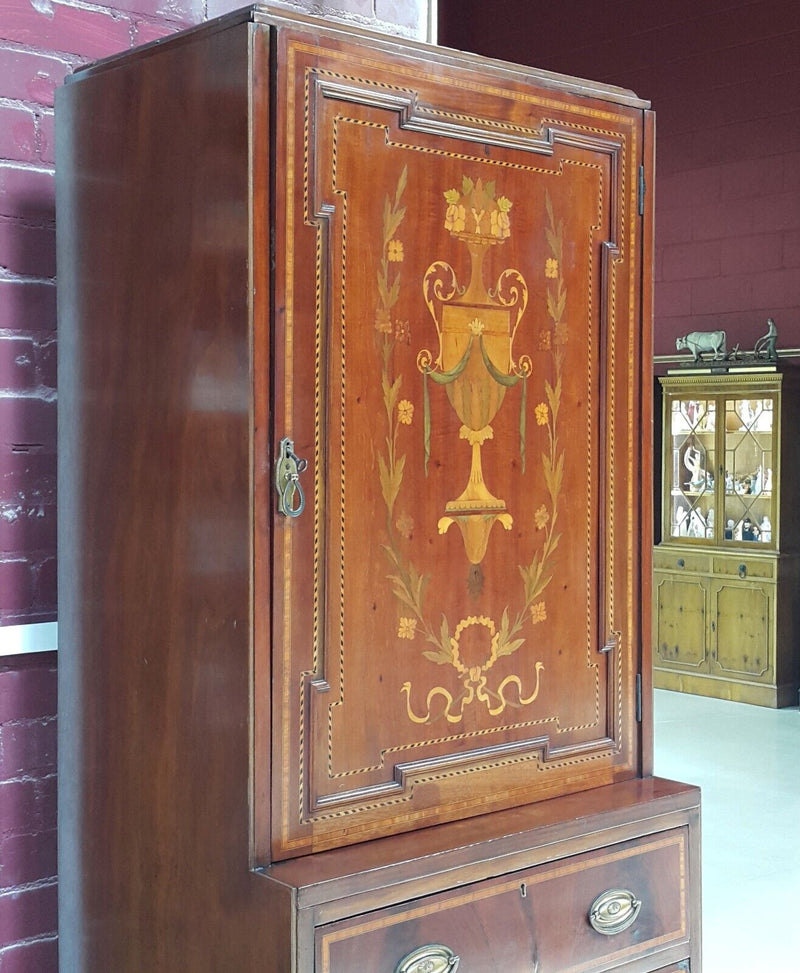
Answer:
xmin=588 ymin=888 xmax=642 ymax=935
xmin=395 ymin=944 xmax=460 ymax=973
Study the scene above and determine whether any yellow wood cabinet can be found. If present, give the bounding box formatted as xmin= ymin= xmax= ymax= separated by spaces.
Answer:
xmin=653 ymin=370 xmax=800 ymax=706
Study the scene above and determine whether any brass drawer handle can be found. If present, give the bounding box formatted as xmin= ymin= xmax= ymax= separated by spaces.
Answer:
xmin=739 ymin=562 xmax=747 ymax=578
xmin=395 ymin=944 xmax=460 ymax=973
xmin=588 ymin=888 xmax=642 ymax=936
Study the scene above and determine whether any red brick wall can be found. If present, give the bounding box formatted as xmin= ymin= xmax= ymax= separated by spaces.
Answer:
xmin=0 ymin=1 xmax=430 ymax=968
xmin=439 ymin=0 xmax=800 ymax=358
xmin=0 ymin=653 xmax=57 ymax=971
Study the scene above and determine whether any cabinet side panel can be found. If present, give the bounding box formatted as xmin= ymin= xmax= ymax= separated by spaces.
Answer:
xmin=251 ymin=19 xmax=275 ymax=868
xmin=57 ymin=21 xmax=282 ymax=971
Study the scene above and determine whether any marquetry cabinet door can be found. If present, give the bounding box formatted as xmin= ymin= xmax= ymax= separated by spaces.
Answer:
xmin=257 ymin=22 xmax=655 ymax=859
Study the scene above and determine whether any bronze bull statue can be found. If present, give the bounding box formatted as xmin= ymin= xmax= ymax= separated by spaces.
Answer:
xmin=676 ymin=329 xmax=727 ymax=362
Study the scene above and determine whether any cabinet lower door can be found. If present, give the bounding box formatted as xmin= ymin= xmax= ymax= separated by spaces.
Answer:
xmin=712 ymin=580 xmax=772 ymax=681
xmin=654 ymin=572 xmax=709 ymax=671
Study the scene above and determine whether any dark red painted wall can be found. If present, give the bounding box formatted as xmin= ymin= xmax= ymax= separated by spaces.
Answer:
xmin=439 ymin=0 xmax=800 ymax=358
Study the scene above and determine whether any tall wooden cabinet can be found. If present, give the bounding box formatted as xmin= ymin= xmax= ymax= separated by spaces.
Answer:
xmin=57 ymin=6 xmax=701 ymax=971
xmin=654 ymin=368 xmax=800 ymax=707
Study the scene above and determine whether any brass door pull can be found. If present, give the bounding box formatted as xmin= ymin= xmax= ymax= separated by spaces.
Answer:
xmin=395 ymin=944 xmax=460 ymax=973
xmin=588 ymin=888 xmax=642 ymax=935
xmin=275 ymin=437 xmax=307 ymax=518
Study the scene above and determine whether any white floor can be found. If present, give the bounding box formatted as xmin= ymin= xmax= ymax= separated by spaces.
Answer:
xmin=654 ymin=688 xmax=800 ymax=971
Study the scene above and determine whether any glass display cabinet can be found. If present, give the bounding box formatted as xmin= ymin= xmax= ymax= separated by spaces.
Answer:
xmin=654 ymin=369 xmax=800 ymax=707
xmin=666 ymin=389 xmax=775 ymax=547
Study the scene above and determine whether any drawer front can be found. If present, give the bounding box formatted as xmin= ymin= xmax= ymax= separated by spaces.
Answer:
xmin=317 ymin=831 xmax=689 ymax=972
xmin=653 ymin=548 xmax=711 ymax=574
xmin=712 ymin=554 xmax=775 ymax=580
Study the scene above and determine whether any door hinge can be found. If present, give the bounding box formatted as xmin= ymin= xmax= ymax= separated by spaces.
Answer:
xmin=600 ymin=630 xmax=621 ymax=654
xmin=635 ymin=673 xmax=643 ymax=722
xmin=637 ymin=165 xmax=646 ymax=216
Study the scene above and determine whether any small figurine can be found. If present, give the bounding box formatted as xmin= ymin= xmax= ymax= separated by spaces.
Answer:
xmin=764 ymin=467 xmax=773 ymax=491
xmin=760 ymin=516 xmax=772 ymax=543
xmin=683 ymin=446 xmax=706 ymax=490
xmin=675 ymin=505 xmax=688 ymax=537
xmin=742 ymin=516 xmax=759 ymax=541
xmin=753 ymin=317 xmax=778 ymax=361
xmin=724 ymin=519 xmax=735 ymax=540
xmin=688 ymin=509 xmax=706 ymax=538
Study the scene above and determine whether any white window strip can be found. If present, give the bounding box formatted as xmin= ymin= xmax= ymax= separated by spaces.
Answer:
xmin=0 ymin=621 xmax=58 ymax=657
xmin=427 ymin=0 xmax=438 ymax=44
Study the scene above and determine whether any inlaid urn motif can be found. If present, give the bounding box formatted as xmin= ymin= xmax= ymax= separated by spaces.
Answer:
xmin=418 ymin=177 xmax=532 ymax=564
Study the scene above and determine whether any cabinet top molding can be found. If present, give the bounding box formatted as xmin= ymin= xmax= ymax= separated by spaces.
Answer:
xmin=66 ymin=3 xmax=650 ymax=111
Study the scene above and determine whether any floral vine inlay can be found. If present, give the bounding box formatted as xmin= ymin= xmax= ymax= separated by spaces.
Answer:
xmin=515 ymin=191 xmax=566 ymax=636
xmin=374 ymin=173 xmax=569 ymax=725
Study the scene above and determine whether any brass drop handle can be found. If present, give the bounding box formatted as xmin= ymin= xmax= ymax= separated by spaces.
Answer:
xmin=395 ymin=944 xmax=460 ymax=973
xmin=588 ymin=888 xmax=642 ymax=936
xmin=275 ymin=437 xmax=308 ymax=518
xmin=739 ymin=563 xmax=747 ymax=578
